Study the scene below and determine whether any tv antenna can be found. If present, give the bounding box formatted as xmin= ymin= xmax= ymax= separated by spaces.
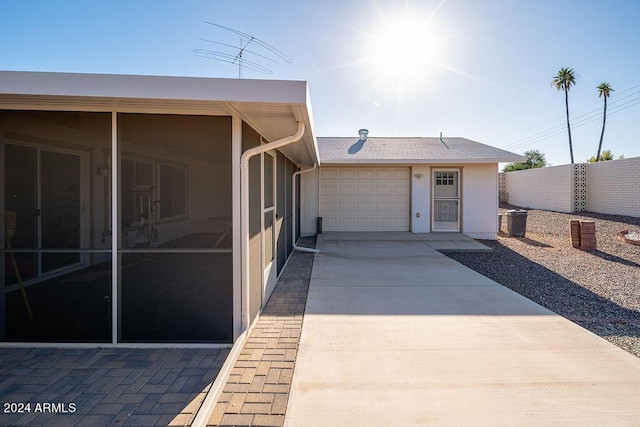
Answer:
xmin=194 ymin=21 xmax=293 ymax=78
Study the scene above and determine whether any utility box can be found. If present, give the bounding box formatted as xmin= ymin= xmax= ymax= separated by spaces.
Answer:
xmin=506 ymin=209 xmax=528 ymax=237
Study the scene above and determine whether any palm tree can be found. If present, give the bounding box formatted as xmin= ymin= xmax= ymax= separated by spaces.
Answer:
xmin=596 ymin=82 xmax=614 ymax=162
xmin=551 ymin=68 xmax=578 ymax=164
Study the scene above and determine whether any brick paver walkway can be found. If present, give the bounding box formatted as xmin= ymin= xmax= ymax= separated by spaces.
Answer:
xmin=206 ymin=238 xmax=315 ymax=427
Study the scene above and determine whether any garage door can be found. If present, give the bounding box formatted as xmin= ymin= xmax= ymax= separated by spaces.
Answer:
xmin=319 ymin=167 xmax=411 ymax=231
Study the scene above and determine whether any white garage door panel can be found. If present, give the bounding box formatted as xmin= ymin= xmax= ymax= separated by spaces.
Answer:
xmin=358 ymin=185 xmax=374 ymax=196
xmin=339 ymin=169 xmax=356 ymax=179
xmin=357 ymin=170 xmax=374 ymax=179
xmin=340 ymin=201 xmax=357 ymax=212
xmin=319 ymin=167 xmax=411 ymax=232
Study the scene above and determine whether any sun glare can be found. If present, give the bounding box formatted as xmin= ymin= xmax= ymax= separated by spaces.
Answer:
xmin=373 ymin=18 xmax=442 ymax=81
xmin=319 ymin=0 xmax=483 ymax=123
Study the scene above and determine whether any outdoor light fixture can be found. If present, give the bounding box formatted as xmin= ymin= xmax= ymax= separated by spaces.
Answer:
xmin=414 ymin=173 xmax=424 ymax=180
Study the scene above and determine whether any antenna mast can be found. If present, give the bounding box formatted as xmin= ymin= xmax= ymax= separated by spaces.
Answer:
xmin=195 ymin=22 xmax=292 ymax=78
xmin=238 ymin=32 xmax=243 ymax=78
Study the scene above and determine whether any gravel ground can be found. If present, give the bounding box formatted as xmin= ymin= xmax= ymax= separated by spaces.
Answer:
xmin=448 ymin=204 xmax=640 ymax=358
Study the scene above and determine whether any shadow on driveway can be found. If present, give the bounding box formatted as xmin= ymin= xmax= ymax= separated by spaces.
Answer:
xmin=448 ymin=241 xmax=640 ymax=345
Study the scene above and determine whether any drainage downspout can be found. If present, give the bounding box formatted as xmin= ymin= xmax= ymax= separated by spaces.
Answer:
xmin=292 ymin=164 xmax=320 ymax=253
xmin=240 ymin=122 xmax=305 ymax=331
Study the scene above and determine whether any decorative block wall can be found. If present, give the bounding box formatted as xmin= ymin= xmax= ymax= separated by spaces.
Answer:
xmin=586 ymin=157 xmax=640 ymax=217
xmin=504 ymin=164 xmax=575 ymax=213
xmin=498 ymin=173 xmax=507 ymax=202
xmin=573 ymin=163 xmax=587 ymax=212
xmin=502 ymin=157 xmax=640 ymax=218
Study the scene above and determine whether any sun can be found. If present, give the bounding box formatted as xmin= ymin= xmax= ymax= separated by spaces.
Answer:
xmin=372 ymin=16 xmax=443 ymax=81
xmin=318 ymin=0 xmax=484 ymax=124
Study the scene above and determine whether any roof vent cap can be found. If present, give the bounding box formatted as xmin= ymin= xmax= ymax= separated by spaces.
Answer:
xmin=358 ymin=128 xmax=369 ymax=141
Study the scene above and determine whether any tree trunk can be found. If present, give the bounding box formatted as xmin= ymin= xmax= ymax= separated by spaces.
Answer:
xmin=565 ymin=88 xmax=574 ymax=164
xmin=596 ymin=96 xmax=607 ymax=162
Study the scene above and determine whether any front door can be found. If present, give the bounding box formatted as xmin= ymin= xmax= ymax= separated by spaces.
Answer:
xmin=432 ymin=169 xmax=460 ymax=232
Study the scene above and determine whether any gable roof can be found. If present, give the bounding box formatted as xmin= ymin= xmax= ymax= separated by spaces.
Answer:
xmin=318 ymin=136 xmax=525 ymax=164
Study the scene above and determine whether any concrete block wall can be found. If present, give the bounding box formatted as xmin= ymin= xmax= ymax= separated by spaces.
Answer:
xmin=586 ymin=157 xmax=640 ymax=217
xmin=502 ymin=157 xmax=640 ymax=217
xmin=504 ymin=164 xmax=575 ymax=213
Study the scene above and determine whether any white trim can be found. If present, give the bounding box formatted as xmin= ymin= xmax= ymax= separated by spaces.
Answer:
xmin=262 ymin=151 xmax=278 ymax=301
xmin=191 ymin=330 xmax=248 ymax=427
xmin=111 ymin=111 xmax=118 ymax=345
xmin=231 ymin=117 xmax=242 ymax=341
xmin=0 ymin=71 xmax=310 ymax=106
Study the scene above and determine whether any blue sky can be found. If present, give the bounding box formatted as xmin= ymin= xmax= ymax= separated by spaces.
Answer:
xmin=1 ymin=0 xmax=639 ymax=166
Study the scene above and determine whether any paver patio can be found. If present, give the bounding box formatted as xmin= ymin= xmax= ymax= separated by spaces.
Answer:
xmin=0 ymin=347 xmax=229 ymax=426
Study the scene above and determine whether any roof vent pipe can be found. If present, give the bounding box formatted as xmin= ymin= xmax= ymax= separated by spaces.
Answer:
xmin=440 ymin=131 xmax=450 ymax=149
xmin=358 ymin=128 xmax=368 ymax=141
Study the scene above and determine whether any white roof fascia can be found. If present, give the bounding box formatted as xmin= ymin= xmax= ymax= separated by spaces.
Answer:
xmin=291 ymin=102 xmax=320 ymax=166
xmin=0 ymin=71 xmax=308 ymax=105
xmin=319 ymin=157 xmax=526 ymax=165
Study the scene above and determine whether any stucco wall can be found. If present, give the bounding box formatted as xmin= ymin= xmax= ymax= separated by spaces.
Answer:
xmin=586 ymin=157 xmax=640 ymax=217
xmin=303 ymin=163 xmax=500 ymax=239
xmin=462 ymin=163 xmax=499 ymax=239
xmin=504 ymin=164 xmax=575 ymax=213
xmin=411 ymin=165 xmax=430 ymax=233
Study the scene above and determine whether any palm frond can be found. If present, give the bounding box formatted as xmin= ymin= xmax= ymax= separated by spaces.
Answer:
xmin=551 ymin=67 xmax=577 ymax=91
xmin=597 ymin=82 xmax=614 ymax=98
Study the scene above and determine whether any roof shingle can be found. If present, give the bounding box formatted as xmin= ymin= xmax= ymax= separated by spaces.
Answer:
xmin=318 ymin=137 xmax=524 ymax=164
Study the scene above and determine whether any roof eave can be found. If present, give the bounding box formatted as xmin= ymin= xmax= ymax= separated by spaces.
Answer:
xmin=0 ymin=70 xmax=309 ymax=104
xmin=319 ymin=157 xmax=526 ymax=165
xmin=0 ymin=71 xmax=320 ymax=166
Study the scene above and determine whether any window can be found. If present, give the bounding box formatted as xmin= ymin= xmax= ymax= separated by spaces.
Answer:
xmin=435 ymin=172 xmax=455 ymax=186
xmin=159 ymin=164 xmax=187 ymax=219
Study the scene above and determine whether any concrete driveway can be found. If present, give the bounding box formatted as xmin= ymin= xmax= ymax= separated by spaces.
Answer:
xmin=285 ymin=233 xmax=640 ymax=426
